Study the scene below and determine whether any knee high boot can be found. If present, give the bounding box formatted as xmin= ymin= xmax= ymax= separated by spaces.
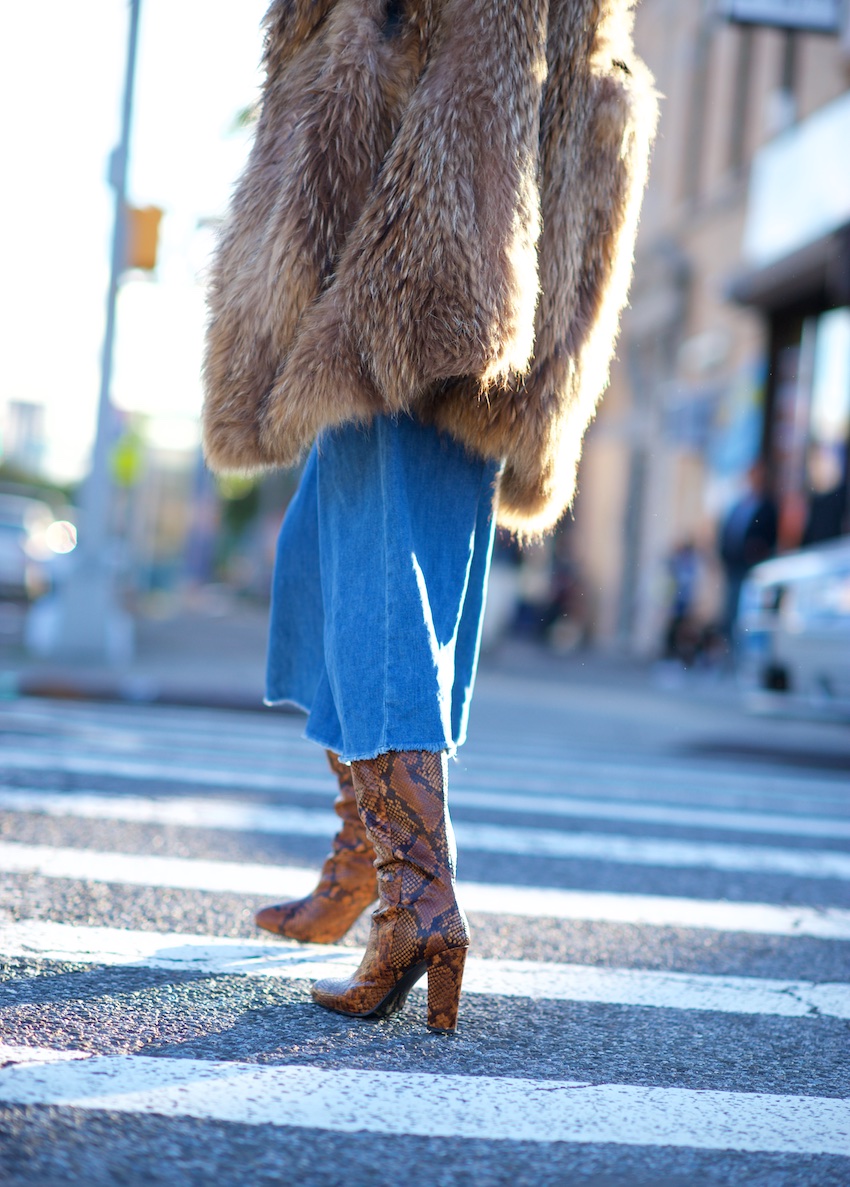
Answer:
xmin=311 ymin=750 xmax=470 ymax=1032
xmin=255 ymin=750 xmax=378 ymax=943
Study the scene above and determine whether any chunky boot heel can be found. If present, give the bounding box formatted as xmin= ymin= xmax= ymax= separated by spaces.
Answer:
xmin=311 ymin=750 xmax=471 ymax=1030
xmin=255 ymin=751 xmax=377 ymax=943
xmin=427 ymin=946 xmax=467 ymax=1033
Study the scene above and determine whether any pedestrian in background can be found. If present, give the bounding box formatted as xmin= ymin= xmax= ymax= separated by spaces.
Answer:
xmin=202 ymin=0 xmax=657 ymax=1032
xmin=802 ymin=446 xmax=848 ymax=547
xmin=718 ymin=461 xmax=778 ymax=652
xmin=662 ymin=539 xmax=702 ymax=666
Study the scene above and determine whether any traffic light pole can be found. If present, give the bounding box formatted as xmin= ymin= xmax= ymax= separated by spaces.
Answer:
xmin=35 ymin=0 xmax=142 ymax=662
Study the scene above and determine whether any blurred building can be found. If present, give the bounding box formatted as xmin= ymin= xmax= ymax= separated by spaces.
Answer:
xmin=574 ymin=0 xmax=850 ymax=653
xmin=2 ymin=401 xmax=46 ymax=475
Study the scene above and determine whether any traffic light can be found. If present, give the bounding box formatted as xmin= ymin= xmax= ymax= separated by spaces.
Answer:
xmin=124 ymin=205 xmax=163 ymax=271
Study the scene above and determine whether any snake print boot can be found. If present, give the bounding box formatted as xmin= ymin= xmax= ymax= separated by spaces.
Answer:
xmin=311 ymin=750 xmax=470 ymax=1032
xmin=254 ymin=751 xmax=378 ymax=943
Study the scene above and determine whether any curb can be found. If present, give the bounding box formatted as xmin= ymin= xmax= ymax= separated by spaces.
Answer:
xmin=1 ymin=671 xmax=294 ymax=715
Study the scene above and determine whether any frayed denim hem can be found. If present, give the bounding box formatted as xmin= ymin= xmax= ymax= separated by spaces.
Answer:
xmin=303 ymin=725 xmax=461 ymax=764
xmin=265 ymin=417 xmax=496 ymax=766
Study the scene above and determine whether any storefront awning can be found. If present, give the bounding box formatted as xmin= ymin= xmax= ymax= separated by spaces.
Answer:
xmin=728 ymin=223 xmax=850 ymax=310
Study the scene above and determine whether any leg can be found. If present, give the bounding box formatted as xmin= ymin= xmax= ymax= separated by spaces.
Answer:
xmin=314 ymin=416 xmax=500 ymax=759
xmin=311 ymin=749 xmax=469 ymax=1032
xmin=254 ymin=750 xmax=377 ymax=943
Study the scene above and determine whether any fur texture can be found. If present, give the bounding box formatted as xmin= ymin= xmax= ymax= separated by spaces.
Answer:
xmin=203 ymin=0 xmax=657 ymax=534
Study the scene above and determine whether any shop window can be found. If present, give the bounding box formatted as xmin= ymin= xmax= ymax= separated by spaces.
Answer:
xmin=682 ymin=17 xmax=714 ymax=204
xmin=805 ymin=308 xmax=850 ymax=543
xmin=729 ymin=25 xmax=754 ymax=173
xmin=766 ymin=30 xmax=799 ymax=134
xmin=769 ymin=308 xmax=850 ymax=547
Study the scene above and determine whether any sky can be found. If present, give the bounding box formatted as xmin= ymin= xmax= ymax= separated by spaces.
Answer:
xmin=1 ymin=0 xmax=269 ymax=482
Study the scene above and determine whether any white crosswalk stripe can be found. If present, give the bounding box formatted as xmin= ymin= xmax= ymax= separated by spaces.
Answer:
xmin=1 ymin=1049 xmax=847 ymax=1155
xmin=3 ymin=920 xmax=849 ymax=1019
xmin=2 ymin=839 xmax=849 ymax=939
xmin=4 ymin=765 xmax=850 ymax=837
xmin=0 ymin=787 xmax=846 ymax=878
xmin=1 ymin=697 xmax=850 ymax=811
xmin=2 ymin=730 xmax=849 ymax=810
xmin=1 ymin=696 xmax=848 ymax=1175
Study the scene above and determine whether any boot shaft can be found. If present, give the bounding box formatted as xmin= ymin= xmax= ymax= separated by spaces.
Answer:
xmin=254 ymin=750 xmax=377 ymax=944
xmin=326 ymin=750 xmax=375 ymax=859
xmin=350 ymin=750 xmax=457 ymax=880
xmin=313 ymin=748 xmax=470 ymax=1028
xmin=350 ymin=749 xmax=469 ymax=951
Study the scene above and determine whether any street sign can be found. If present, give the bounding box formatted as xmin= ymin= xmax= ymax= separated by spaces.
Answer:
xmin=716 ymin=0 xmax=843 ymax=32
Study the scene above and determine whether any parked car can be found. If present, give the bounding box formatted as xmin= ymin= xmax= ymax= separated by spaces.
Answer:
xmin=0 ymin=494 xmax=77 ymax=602
xmin=738 ymin=537 xmax=850 ymax=717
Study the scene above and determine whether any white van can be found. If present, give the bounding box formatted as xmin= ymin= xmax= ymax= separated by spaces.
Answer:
xmin=738 ymin=537 xmax=850 ymax=718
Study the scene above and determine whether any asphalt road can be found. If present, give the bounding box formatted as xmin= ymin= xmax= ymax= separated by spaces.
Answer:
xmin=0 ymin=669 xmax=848 ymax=1186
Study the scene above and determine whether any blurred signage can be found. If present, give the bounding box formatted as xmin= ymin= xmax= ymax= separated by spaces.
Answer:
xmin=708 ymin=361 xmax=767 ymax=478
xmin=109 ymin=428 xmax=145 ymax=488
xmin=716 ymin=0 xmax=843 ymax=31
xmin=743 ymin=91 xmax=850 ymax=266
xmin=124 ymin=205 xmax=163 ymax=271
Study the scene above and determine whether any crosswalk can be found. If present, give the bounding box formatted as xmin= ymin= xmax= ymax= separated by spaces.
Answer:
xmin=5 ymin=1051 xmax=849 ymax=1154
xmin=3 ymin=919 xmax=850 ymax=1018
xmin=4 ymin=839 xmax=850 ymax=937
xmin=3 ymin=785 xmax=847 ymax=876
xmin=1 ymin=693 xmax=849 ymax=1183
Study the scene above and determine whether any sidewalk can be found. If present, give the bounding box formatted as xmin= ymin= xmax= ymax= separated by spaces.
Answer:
xmin=0 ymin=594 xmax=653 ymax=712
xmin=0 ymin=596 xmax=271 ymax=711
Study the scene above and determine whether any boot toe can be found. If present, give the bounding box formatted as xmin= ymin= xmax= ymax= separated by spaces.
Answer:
xmin=255 ymin=903 xmax=293 ymax=934
xmin=311 ymin=977 xmax=353 ymax=1012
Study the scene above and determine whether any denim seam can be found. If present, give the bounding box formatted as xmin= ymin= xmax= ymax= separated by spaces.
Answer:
xmin=466 ymin=461 xmax=500 ymax=698
xmin=378 ymin=420 xmax=391 ymax=753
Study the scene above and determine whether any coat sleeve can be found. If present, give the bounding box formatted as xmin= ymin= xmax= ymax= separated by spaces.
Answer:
xmin=496 ymin=0 xmax=659 ymax=536
xmin=430 ymin=0 xmax=659 ymax=538
xmin=202 ymin=0 xmax=422 ymax=473
xmin=257 ymin=0 xmax=548 ymax=465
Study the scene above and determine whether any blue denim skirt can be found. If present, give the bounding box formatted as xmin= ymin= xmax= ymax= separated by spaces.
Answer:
xmin=265 ymin=415 xmax=500 ymax=761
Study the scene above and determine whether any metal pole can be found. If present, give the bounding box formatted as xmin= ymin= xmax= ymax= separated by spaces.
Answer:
xmin=84 ymin=0 xmax=142 ymax=545
xmin=34 ymin=0 xmax=141 ymax=662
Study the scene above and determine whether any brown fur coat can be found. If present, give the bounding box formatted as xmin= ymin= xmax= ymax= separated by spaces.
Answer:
xmin=202 ymin=0 xmax=657 ymax=535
